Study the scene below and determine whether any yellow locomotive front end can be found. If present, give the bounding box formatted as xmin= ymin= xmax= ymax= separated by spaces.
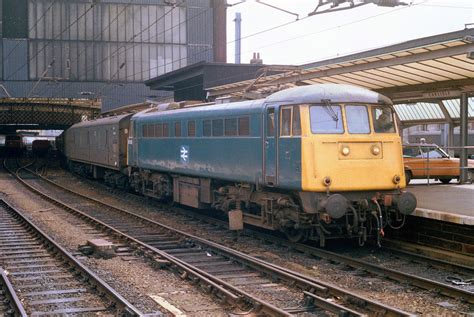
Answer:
xmin=300 ymin=103 xmax=405 ymax=192
xmin=296 ymin=101 xmax=416 ymax=246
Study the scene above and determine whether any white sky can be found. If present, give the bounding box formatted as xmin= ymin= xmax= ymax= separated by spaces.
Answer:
xmin=225 ymin=0 xmax=474 ymax=65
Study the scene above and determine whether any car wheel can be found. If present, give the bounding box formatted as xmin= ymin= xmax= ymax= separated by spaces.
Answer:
xmin=440 ymin=178 xmax=452 ymax=184
xmin=405 ymin=170 xmax=412 ymax=186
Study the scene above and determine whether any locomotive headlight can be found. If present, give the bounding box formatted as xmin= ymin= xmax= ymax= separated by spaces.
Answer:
xmin=393 ymin=175 xmax=401 ymax=184
xmin=341 ymin=146 xmax=350 ymax=156
xmin=371 ymin=145 xmax=381 ymax=155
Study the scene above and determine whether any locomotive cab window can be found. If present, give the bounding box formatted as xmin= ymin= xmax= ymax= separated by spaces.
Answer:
xmin=346 ymin=105 xmax=370 ymax=134
xmin=280 ymin=106 xmax=301 ymax=137
xmin=310 ymin=104 xmax=343 ymax=134
xmin=372 ymin=106 xmax=395 ymax=133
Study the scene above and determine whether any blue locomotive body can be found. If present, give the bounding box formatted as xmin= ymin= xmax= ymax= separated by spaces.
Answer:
xmin=128 ymin=99 xmax=302 ymax=190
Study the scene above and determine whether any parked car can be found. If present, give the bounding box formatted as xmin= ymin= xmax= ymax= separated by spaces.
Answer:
xmin=403 ymin=143 xmax=474 ymax=184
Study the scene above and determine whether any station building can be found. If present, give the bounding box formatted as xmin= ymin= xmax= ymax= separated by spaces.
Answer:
xmin=0 ymin=0 xmax=226 ymax=111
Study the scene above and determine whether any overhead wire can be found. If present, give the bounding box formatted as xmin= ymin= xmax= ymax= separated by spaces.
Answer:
xmin=120 ymin=0 xmax=427 ymax=83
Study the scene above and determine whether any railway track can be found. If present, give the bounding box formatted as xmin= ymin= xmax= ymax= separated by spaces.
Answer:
xmin=0 ymin=198 xmax=143 ymax=316
xmin=0 ymin=265 xmax=27 ymax=317
xmin=56 ymin=164 xmax=474 ymax=305
xmin=6 ymin=159 xmax=415 ymax=316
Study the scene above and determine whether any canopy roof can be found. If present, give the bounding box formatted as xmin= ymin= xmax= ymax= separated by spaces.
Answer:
xmin=207 ymin=29 xmax=473 ymax=100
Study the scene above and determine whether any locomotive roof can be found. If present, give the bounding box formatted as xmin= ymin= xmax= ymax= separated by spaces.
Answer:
xmin=132 ymin=84 xmax=392 ymax=122
xmin=264 ymin=84 xmax=392 ymax=105
xmin=69 ymin=113 xmax=133 ymax=129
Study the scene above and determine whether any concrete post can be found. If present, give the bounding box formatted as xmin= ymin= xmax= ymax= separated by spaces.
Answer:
xmin=460 ymin=93 xmax=468 ymax=183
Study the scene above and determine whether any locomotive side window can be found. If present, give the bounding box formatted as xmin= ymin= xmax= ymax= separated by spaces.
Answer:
xmin=163 ymin=123 xmax=169 ymax=137
xmin=187 ymin=121 xmax=196 ymax=137
xmin=238 ymin=117 xmax=250 ymax=136
xmin=155 ymin=123 xmax=163 ymax=138
xmin=310 ymin=105 xmax=343 ymax=134
xmin=280 ymin=106 xmax=301 ymax=137
xmin=281 ymin=107 xmax=291 ymax=136
xmin=292 ymin=106 xmax=301 ymax=136
xmin=267 ymin=108 xmax=275 ymax=136
xmin=372 ymin=106 xmax=395 ymax=133
xmin=346 ymin=105 xmax=370 ymax=134
xmin=175 ymin=122 xmax=181 ymax=137
xmin=203 ymin=120 xmax=211 ymax=137
xmin=225 ymin=118 xmax=237 ymax=136
xmin=212 ymin=119 xmax=224 ymax=136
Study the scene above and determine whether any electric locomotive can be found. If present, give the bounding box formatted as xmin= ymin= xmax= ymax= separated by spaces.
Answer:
xmin=65 ymin=84 xmax=416 ymax=246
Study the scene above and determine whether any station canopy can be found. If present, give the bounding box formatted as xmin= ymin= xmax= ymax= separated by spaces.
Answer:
xmin=207 ymin=28 xmax=474 ymax=126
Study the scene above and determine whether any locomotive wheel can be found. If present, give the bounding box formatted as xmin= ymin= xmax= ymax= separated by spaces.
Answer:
xmin=284 ymin=227 xmax=308 ymax=243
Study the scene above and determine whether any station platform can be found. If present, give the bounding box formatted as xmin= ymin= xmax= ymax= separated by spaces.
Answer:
xmin=406 ymin=180 xmax=474 ymax=226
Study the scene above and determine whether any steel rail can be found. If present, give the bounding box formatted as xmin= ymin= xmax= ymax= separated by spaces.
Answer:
xmin=0 ymin=266 xmax=28 ymax=317
xmin=0 ymin=197 xmax=143 ymax=316
xmin=161 ymin=205 xmax=474 ymax=305
xmin=5 ymin=161 xmax=295 ymax=317
xmin=15 ymin=163 xmax=415 ymax=317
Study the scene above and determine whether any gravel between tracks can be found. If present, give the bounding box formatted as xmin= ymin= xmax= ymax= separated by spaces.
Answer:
xmin=44 ymin=168 xmax=474 ymax=316
xmin=0 ymin=171 xmax=228 ymax=316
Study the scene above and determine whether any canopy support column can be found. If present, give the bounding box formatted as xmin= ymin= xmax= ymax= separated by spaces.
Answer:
xmin=460 ymin=93 xmax=468 ymax=183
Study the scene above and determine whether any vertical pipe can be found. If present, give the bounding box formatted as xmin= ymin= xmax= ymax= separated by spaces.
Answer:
xmin=234 ymin=12 xmax=241 ymax=64
xmin=448 ymin=123 xmax=455 ymax=157
xmin=460 ymin=93 xmax=468 ymax=183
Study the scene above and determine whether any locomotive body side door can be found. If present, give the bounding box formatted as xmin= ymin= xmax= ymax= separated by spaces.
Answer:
xmin=263 ymin=105 xmax=278 ymax=186
xmin=127 ymin=120 xmax=138 ymax=167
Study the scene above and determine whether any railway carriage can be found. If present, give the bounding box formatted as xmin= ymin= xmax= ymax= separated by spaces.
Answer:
xmin=65 ymin=84 xmax=416 ymax=246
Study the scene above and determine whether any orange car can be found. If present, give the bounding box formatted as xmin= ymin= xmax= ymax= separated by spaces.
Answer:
xmin=403 ymin=143 xmax=474 ymax=184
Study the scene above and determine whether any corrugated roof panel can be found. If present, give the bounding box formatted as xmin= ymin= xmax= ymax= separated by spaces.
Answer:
xmin=377 ymin=66 xmax=427 ymax=84
xmin=444 ymin=40 xmax=468 ymax=47
xmin=418 ymin=60 xmax=469 ymax=79
xmin=387 ymin=65 xmax=433 ymax=84
xmin=393 ymin=102 xmax=445 ymax=121
xmin=378 ymin=54 xmax=396 ymax=60
xmin=436 ymin=57 xmax=474 ymax=72
xmin=396 ymin=63 xmax=451 ymax=81
xmin=442 ymin=98 xmax=474 ymax=119
xmin=363 ymin=68 xmax=414 ymax=85
xmin=452 ymin=54 xmax=474 ymax=64
xmin=392 ymin=51 xmax=412 ymax=57
xmin=337 ymin=73 xmax=387 ymax=88
xmin=357 ymin=70 xmax=408 ymax=86
xmin=425 ymin=44 xmax=448 ymax=51
xmin=408 ymin=48 xmax=430 ymax=54
xmin=364 ymin=57 xmax=381 ymax=62
xmin=325 ymin=74 xmax=380 ymax=89
xmin=393 ymin=104 xmax=409 ymax=121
